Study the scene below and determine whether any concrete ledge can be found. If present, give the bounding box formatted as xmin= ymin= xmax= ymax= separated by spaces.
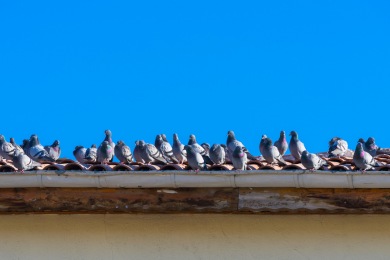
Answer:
xmin=0 ymin=170 xmax=389 ymax=189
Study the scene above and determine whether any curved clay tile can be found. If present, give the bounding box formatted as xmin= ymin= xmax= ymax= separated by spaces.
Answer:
xmin=260 ymin=165 xmax=283 ymax=170
xmin=282 ymin=164 xmax=305 ymax=170
xmin=330 ymin=164 xmax=354 ymax=171
xmin=64 ymin=163 xmax=88 ymax=171
xmin=341 ymin=157 xmax=353 ymax=163
xmin=209 ymin=164 xmax=235 ymax=171
xmin=112 ymin=164 xmax=138 ymax=171
xmin=43 ymin=164 xmax=65 ymax=171
xmin=247 ymin=160 xmax=265 ymax=167
xmin=0 ymin=164 xmax=17 ymax=172
xmin=326 ymin=160 xmax=341 ymax=167
xmin=327 ymin=157 xmax=345 ymax=163
xmin=56 ymin=158 xmax=75 ymax=164
xmin=160 ymin=164 xmax=188 ymax=171
xmin=88 ymin=164 xmax=113 ymax=172
xmin=377 ymin=165 xmax=390 ymax=171
xmin=247 ymin=164 xmax=261 ymax=170
xmin=136 ymin=164 xmax=161 ymax=171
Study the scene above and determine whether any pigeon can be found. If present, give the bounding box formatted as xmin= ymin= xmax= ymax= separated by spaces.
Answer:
xmin=0 ymin=135 xmax=16 ymax=161
xmin=301 ymin=150 xmax=327 ymax=171
xmin=358 ymin=138 xmax=365 ymax=144
xmin=103 ymin=130 xmax=115 ymax=161
xmin=188 ymin=134 xmax=213 ymax=164
xmin=289 ymin=131 xmax=306 ymax=161
xmin=364 ymin=137 xmax=379 ymax=157
xmin=274 ymin=131 xmax=288 ymax=156
xmin=73 ymin=146 xmax=87 ymax=163
xmin=188 ymin=134 xmax=206 ymax=154
xmin=133 ymin=141 xmax=145 ymax=164
xmin=85 ymin=144 xmax=97 ymax=162
xmin=161 ymin=134 xmax=168 ymax=142
xmin=209 ymin=144 xmax=226 ymax=165
xmin=232 ymin=146 xmax=248 ymax=170
xmin=44 ymin=140 xmax=61 ymax=161
xmin=137 ymin=140 xmax=167 ymax=165
xmin=184 ymin=145 xmax=207 ymax=171
xmin=97 ymin=141 xmax=114 ymax=164
xmin=12 ymin=149 xmax=41 ymax=172
xmin=353 ymin=142 xmax=382 ymax=171
xmin=28 ymin=135 xmax=55 ymax=162
xmin=226 ymin=131 xmax=257 ymax=161
xmin=328 ymin=137 xmax=348 ymax=158
xmin=155 ymin=135 xmax=179 ymax=163
xmin=21 ymin=139 xmax=31 ymax=157
xmin=220 ymin=144 xmax=231 ymax=163
xmin=114 ymin=140 xmax=133 ymax=164
xmin=10 ymin=138 xmax=24 ymax=154
xmin=260 ymin=137 xmax=287 ymax=166
xmin=259 ymin=134 xmax=268 ymax=156
xmin=201 ymin=143 xmax=211 ymax=155
xmin=172 ymin=133 xmax=187 ymax=164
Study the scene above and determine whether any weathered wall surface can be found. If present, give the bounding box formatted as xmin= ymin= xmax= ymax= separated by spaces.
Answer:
xmin=0 ymin=214 xmax=389 ymax=259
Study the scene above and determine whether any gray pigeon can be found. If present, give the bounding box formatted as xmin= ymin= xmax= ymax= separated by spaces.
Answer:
xmin=73 ymin=146 xmax=87 ymax=163
xmin=85 ymin=144 xmax=97 ymax=162
xmin=220 ymin=144 xmax=231 ymax=163
xmin=133 ymin=141 xmax=145 ymax=163
xmin=10 ymin=138 xmax=24 ymax=154
xmin=301 ymin=150 xmax=327 ymax=170
xmin=12 ymin=149 xmax=41 ymax=172
xmin=103 ymin=130 xmax=115 ymax=161
xmin=28 ymin=135 xmax=55 ymax=162
xmin=232 ymin=146 xmax=248 ymax=170
xmin=226 ymin=131 xmax=256 ymax=161
xmin=358 ymin=138 xmax=365 ymax=144
xmin=97 ymin=141 xmax=114 ymax=164
xmin=259 ymin=134 xmax=267 ymax=156
xmin=201 ymin=143 xmax=211 ymax=155
xmin=289 ymin=131 xmax=306 ymax=161
xmin=172 ymin=133 xmax=187 ymax=164
xmin=274 ymin=131 xmax=288 ymax=156
xmin=353 ymin=142 xmax=382 ymax=171
xmin=155 ymin=135 xmax=179 ymax=164
xmin=44 ymin=140 xmax=61 ymax=161
xmin=21 ymin=139 xmax=31 ymax=157
xmin=137 ymin=140 xmax=167 ymax=165
xmin=328 ymin=137 xmax=348 ymax=158
xmin=114 ymin=140 xmax=133 ymax=164
xmin=364 ymin=137 xmax=378 ymax=157
xmin=0 ymin=135 xmax=16 ymax=161
xmin=188 ymin=134 xmax=213 ymax=164
xmin=184 ymin=145 xmax=207 ymax=171
xmin=261 ymin=137 xmax=287 ymax=166
xmin=161 ymin=134 xmax=168 ymax=142
xmin=209 ymin=144 xmax=226 ymax=165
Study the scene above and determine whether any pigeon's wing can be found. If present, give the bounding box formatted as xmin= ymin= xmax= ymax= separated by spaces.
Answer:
xmin=147 ymin=144 xmax=167 ymax=164
xmin=2 ymin=142 xmax=16 ymax=157
xmin=272 ymin=146 xmax=287 ymax=166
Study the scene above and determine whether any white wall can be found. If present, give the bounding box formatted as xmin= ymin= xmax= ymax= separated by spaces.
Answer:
xmin=0 ymin=214 xmax=389 ymax=259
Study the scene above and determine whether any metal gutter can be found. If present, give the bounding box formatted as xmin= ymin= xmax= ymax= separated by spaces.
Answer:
xmin=0 ymin=170 xmax=389 ymax=189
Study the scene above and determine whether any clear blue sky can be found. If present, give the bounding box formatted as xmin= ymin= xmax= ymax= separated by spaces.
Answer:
xmin=1 ymin=1 xmax=389 ymax=159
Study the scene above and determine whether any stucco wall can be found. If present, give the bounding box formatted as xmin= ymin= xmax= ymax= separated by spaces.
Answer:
xmin=0 ymin=214 xmax=389 ymax=259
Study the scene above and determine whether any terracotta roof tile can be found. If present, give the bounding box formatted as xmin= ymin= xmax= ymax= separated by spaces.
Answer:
xmin=1 ymin=153 xmax=390 ymax=172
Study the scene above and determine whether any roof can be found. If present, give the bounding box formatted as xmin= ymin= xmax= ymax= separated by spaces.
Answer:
xmin=2 ymin=154 xmax=390 ymax=172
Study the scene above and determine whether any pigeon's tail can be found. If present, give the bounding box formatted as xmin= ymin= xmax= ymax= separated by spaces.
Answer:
xmin=202 ymin=155 xmax=214 ymax=165
xmin=245 ymin=151 xmax=257 ymax=161
xmin=277 ymin=157 xmax=288 ymax=166
xmin=202 ymin=163 xmax=208 ymax=171
xmin=375 ymin=160 xmax=384 ymax=167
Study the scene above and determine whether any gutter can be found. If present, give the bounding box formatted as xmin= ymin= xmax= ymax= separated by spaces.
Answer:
xmin=0 ymin=170 xmax=388 ymax=189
